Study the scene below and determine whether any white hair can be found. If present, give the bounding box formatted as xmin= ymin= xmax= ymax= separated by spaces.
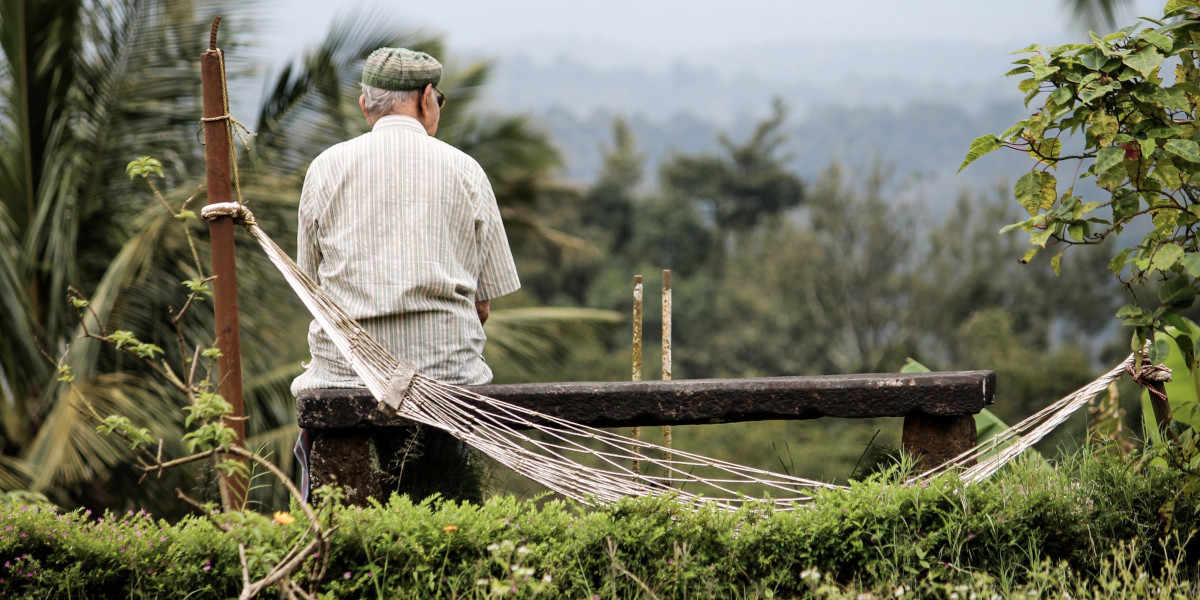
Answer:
xmin=360 ymin=84 xmax=418 ymax=118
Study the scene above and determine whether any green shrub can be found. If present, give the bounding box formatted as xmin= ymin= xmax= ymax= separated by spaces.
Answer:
xmin=1 ymin=453 xmax=1197 ymax=599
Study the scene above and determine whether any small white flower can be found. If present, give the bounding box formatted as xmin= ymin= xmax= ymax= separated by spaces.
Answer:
xmin=894 ymin=585 xmax=906 ymax=597
xmin=487 ymin=543 xmax=500 ymax=552
xmin=517 ymin=546 xmax=531 ymax=555
xmin=476 ymin=578 xmax=490 ymax=587
xmin=542 ymin=574 xmax=552 ymax=583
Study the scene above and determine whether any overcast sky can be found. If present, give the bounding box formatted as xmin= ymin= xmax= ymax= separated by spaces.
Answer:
xmin=262 ymin=0 xmax=1166 ymax=68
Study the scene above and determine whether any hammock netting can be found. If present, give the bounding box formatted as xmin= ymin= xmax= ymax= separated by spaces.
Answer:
xmin=201 ymin=202 xmax=1153 ymax=511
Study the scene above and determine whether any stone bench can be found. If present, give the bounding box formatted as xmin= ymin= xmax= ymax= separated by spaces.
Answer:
xmin=296 ymin=371 xmax=995 ymax=504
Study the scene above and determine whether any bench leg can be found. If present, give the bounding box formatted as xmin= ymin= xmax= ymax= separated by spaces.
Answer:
xmin=901 ymin=413 xmax=976 ymax=471
xmin=309 ymin=425 xmax=483 ymax=506
xmin=309 ymin=430 xmax=388 ymax=505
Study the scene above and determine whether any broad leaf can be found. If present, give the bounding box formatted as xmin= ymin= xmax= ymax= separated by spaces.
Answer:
xmin=1140 ymin=31 xmax=1173 ymax=53
xmin=1153 ymin=242 xmax=1184 ymax=271
xmin=1165 ymin=138 xmax=1200 ymax=162
xmin=1124 ymin=47 xmax=1163 ymax=77
xmin=958 ymin=135 xmax=1002 ymax=172
xmin=1014 ymin=171 xmax=1056 ymax=215
xmin=1094 ymin=146 xmax=1125 ymax=174
xmin=1182 ymin=252 xmax=1200 ymax=277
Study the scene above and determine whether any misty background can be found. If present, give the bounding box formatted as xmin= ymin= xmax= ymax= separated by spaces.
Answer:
xmin=239 ymin=0 xmax=1161 ymax=191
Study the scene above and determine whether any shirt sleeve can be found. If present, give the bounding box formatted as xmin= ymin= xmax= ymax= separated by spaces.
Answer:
xmin=473 ymin=168 xmax=521 ymax=301
xmin=297 ymin=162 xmax=326 ymax=286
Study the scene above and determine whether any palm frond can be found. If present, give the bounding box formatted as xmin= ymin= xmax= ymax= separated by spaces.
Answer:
xmin=24 ymin=372 xmax=180 ymax=493
xmin=1063 ymin=0 xmax=1131 ymax=29
xmin=484 ymin=307 xmax=621 ymax=377
xmin=252 ymin=10 xmax=435 ymax=172
xmin=0 ymin=453 xmax=30 ymax=491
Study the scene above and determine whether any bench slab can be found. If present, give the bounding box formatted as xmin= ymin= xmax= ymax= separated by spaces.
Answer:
xmin=297 ymin=371 xmax=995 ymax=429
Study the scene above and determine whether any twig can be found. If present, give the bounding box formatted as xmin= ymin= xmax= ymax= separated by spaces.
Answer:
xmin=238 ymin=544 xmax=251 ymax=589
xmin=605 ymin=537 xmax=660 ymax=600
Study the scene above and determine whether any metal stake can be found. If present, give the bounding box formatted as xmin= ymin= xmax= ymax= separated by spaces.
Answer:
xmin=631 ymin=275 xmax=643 ymax=474
xmin=662 ymin=270 xmax=672 ymax=456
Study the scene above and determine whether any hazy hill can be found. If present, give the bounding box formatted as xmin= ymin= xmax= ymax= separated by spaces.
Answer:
xmin=478 ymin=45 xmax=1044 ymax=204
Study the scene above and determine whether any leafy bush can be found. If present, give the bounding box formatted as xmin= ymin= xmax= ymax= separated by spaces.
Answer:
xmin=961 ymin=1 xmax=1200 ymax=360
xmin=2 ymin=453 xmax=1197 ymax=599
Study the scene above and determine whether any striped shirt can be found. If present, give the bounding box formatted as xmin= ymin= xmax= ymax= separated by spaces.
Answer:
xmin=290 ymin=114 xmax=520 ymax=393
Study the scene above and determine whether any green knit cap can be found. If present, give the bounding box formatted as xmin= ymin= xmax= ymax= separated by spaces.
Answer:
xmin=361 ymin=47 xmax=442 ymax=91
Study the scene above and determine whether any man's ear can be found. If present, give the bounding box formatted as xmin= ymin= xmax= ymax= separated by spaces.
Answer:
xmin=359 ymin=94 xmax=368 ymax=120
xmin=416 ymin=84 xmax=430 ymax=116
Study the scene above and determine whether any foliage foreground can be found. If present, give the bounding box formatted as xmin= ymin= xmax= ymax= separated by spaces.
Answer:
xmin=1 ymin=454 xmax=1197 ymax=599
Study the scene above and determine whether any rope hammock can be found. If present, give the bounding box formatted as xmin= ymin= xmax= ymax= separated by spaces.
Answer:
xmin=201 ymin=202 xmax=1160 ymax=510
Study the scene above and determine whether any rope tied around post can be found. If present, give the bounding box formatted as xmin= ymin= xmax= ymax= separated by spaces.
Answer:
xmin=200 ymin=202 xmax=256 ymax=226
xmin=200 ymin=35 xmax=253 ymax=208
xmin=1125 ymin=361 xmax=1172 ymax=403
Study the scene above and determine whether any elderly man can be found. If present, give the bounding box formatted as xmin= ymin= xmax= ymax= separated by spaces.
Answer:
xmin=291 ymin=47 xmax=520 ymax=501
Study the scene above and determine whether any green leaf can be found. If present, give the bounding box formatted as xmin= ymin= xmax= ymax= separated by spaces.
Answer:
xmin=1089 ymin=112 xmax=1119 ymax=145
xmin=1141 ymin=31 xmax=1173 ymax=53
xmin=1094 ymin=146 xmax=1125 ymax=174
xmin=1014 ymin=171 xmax=1056 ymax=215
xmin=1111 ymin=248 xmax=1134 ymax=273
xmin=1032 ymin=137 xmax=1063 ymax=161
xmin=1050 ymin=251 xmax=1064 ymax=276
xmin=1005 ymin=66 xmax=1031 ymax=77
xmin=1123 ymin=47 xmax=1163 ymax=78
xmin=1149 ymin=337 xmax=1172 ymax=364
xmin=106 ymin=330 xmax=138 ymax=350
xmin=1020 ymin=247 xmax=1040 ymax=263
xmin=1117 ymin=304 xmax=1145 ymax=319
xmin=900 ymin=358 xmax=931 ymax=374
xmin=1031 ymin=63 xmax=1060 ymax=79
xmin=1158 ymin=276 xmax=1196 ymax=307
xmin=1165 ymin=0 xmax=1199 ymax=16
xmin=132 ymin=343 xmax=164 ymax=359
xmin=56 ymin=365 xmax=76 ymax=383
xmin=125 ymin=156 xmax=164 ymax=180
xmin=1049 ymin=86 xmax=1072 ymax=106
xmin=1080 ymin=49 xmax=1108 ymax=70
xmin=182 ymin=278 xmax=213 ymax=297
xmin=1164 ymin=138 xmax=1200 ymax=162
xmin=1030 ymin=227 xmax=1054 ymax=248
xmin=1181 ymin=252 xmax=1200 ymax=277
xmin=1153 ymin=242 xmax=1184 ymax=271
xmin=958 ymin=135 xmax=1002 ymax=172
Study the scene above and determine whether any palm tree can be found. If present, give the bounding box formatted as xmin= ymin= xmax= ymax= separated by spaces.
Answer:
xmin=1 ymin=1 xmax=616 ymax=511
xmin=1063 ymin=0 xmax=1132 ymax=29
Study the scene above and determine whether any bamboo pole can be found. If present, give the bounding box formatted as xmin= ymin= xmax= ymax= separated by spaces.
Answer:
xmin=662 ymin=270 xmax=672 ymax=455
xmin=631 ymin=275 xmax=643 ymax=474
xmin=200 ymin=17 xmax=248 ymax=510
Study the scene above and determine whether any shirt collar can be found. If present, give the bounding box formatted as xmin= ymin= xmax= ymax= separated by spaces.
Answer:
xmin=372 ymin=114 xmax=428 ymax=135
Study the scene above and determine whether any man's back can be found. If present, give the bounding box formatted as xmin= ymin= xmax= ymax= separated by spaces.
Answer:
xmin=291 ymin=114 xmax=519 ymax=393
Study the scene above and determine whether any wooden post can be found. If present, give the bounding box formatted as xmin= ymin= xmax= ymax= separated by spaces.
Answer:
xmin=631 ymin=275 xmax=643 ymax=474
xmin=661 ymin=270 xmax=672 ymax=454
xmin=200 ymin=17 xmax=248 ymax=510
